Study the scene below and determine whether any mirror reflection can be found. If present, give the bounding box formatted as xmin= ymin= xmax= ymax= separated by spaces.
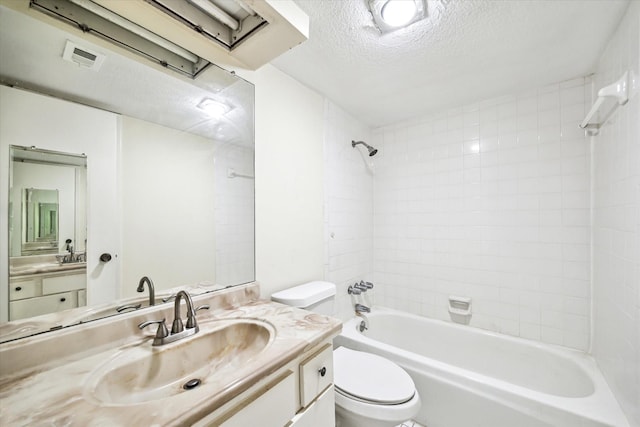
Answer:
xmin=0 ymin=1 xmax=255 ymax=341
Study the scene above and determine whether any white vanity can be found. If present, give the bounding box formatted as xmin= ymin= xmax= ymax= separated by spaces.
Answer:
xmin=0 ymin=282 xmax=341 ymax=426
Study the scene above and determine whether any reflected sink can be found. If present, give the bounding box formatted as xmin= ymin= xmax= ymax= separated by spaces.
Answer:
xmin=71 ymin=297 xmax=169 ymax=324
xmin=85 ymin=320 xmax=274 ymax=405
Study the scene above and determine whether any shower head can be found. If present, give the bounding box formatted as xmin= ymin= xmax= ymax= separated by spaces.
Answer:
xmin=351 ymin=140 xmax=378 ymax=156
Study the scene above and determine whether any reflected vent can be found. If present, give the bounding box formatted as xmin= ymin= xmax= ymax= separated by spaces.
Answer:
xmin=62 ymin=40 xmax=105 ymax=70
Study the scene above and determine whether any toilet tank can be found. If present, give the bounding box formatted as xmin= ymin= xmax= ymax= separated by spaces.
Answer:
xmin=271 ymin=281 xmax=336 ymax=315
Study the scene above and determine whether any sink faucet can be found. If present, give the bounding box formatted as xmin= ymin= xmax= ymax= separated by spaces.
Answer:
xmin=138 ymin=290 xmax=210 ymax=346
xmin=136 ymin=276 xmax=155 ymax=306
xmin=64 ymin=238 xmax=74 ymax=263
xmin=171 ymin=290 xmax=197 ymax=334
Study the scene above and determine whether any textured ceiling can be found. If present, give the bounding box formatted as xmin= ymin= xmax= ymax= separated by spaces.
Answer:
xmin=272 ymin=0 xmax=630 ymax=127
xmin=0 ymin=5 xmax=254 ymax=144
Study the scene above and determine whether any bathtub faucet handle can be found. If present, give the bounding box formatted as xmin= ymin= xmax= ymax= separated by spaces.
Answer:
xmin=353 ymin=282 xmax=369 ymax=292
xmin=360 ymin=280 xmax=374 ymax=289
xmin=348 ymin=285 xmax=362 ymax=295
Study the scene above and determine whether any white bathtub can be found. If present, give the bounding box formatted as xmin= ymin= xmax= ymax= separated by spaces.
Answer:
xmin=335 ymin=307 xmax=629 ymax=427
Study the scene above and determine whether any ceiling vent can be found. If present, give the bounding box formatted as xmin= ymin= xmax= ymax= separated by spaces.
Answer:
xmin=62 ymin=40 xmax=105 ymax=70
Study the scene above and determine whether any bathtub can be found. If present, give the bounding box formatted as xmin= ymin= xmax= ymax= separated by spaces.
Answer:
xmin=335 ymin=307 xmax=630 ymax=427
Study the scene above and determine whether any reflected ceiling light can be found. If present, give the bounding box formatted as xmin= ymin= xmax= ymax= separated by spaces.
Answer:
xmin=368 ymin=0 xmax=428 ymax=33
xmin=198 ymin=98 xmax=233 ymax=117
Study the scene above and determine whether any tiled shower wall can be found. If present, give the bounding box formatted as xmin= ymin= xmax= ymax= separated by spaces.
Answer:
xmin=323 ymin=100 xmax=373 ymax=320
xmin=214 ymin=143 xmax=255 ymax=286
xmin=592 ymin=2 xmax=639 ymax=425
xmin=371 ymin=78 xmax=592 ymax=350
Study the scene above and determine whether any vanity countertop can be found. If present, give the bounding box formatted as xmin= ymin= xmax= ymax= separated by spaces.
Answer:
xmin=9 ymin=254 xmax=87 ymax=277
xmin=9 ymin=261 xmax=87 ymax=277
xmin=0 ymin=284 xmax=342 ymax=426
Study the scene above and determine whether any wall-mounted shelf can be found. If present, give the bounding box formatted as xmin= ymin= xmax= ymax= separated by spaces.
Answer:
xmin=580 ymin=71 xmax=630 ymax=136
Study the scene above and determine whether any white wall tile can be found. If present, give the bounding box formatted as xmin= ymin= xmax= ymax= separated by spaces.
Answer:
xmin=591 ymin=3 xmax=640 ymax=425
xmin=372 ymin=75 xmax=591 ymax=351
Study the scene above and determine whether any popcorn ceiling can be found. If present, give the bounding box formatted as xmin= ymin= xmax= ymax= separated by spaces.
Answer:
xmin=272 ymin=0 xmax=629 ymax=127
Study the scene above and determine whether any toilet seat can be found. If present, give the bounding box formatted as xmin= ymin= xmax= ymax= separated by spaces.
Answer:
xmin=333 ymin=347 xmax=416 ymax=405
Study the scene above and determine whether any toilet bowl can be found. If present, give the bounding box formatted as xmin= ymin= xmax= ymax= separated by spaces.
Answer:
xmin=271 ymin=282 xmax=421 ymax=427
xmin=333 ymin=347 xmax=421 ymax=427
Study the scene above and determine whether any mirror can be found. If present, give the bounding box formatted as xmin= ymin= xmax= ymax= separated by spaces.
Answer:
xmin=23 ymin=190 xmax=59 ymax=253
xmin=0 ymin=2 xmax=255 ymax=340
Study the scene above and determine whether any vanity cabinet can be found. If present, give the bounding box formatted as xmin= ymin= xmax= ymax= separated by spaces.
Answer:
xmin=9 ymin=271 xmax=86 ymax=320
xmin=195 ymin=340 xmax=335 ymax=427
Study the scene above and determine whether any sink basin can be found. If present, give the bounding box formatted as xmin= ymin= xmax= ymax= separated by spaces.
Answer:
xmin=84 ymin=320 xmax=274 ymax=405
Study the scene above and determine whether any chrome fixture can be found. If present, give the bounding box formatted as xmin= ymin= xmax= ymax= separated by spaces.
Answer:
xmin=171 ymin=290 xmax=198 ymax=333
xmin=348 ymin=284 xmax=362 ymax=295
xmin=367 ymin=0 xmax=428 ymax=33
xmin=355 ymin=303 xmax=371 ymax=314
xmin=136 ymin=276 xmax=155 ymax=307
xmin=351 ymin=140 xmax=378 ymax=157
xmin=358 ymin=319 xmax=368 ymax=332
xmin=116 ymin=303 xmax=142 ymax=313
xmin=162 ymin=293 xmax=177 ymax=303
xmin=358 ymin=280 xmax=374 ymax=290
xmin=138 ymin=290 xmax=210 ymax=346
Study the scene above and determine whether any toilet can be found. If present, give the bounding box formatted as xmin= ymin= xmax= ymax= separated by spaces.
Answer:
xmin=271 ymin=281 xmax=421 ymax=427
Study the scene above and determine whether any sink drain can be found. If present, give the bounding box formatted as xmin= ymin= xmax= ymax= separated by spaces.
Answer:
xmin=183 ymin=378 xmax=202 ymax=390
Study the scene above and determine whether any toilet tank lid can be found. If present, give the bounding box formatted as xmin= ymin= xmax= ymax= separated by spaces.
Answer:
xmin=271 ymin=281 xmax=336 ymax=308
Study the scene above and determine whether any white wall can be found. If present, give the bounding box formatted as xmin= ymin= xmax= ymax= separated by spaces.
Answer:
xmin=120 ymin=116 xmax=217 ymax=296
xmin=0 ymin=86 xmax=120 ymax=320
xmin=592 ymin=2 xmax=640 ymax=425
xmin=371 ymin=77 xmax=592 ymax=351
xmin=323 ymin=100 xmax=374 ymax=320
xmin=251 ymin=64 xmax=325 ymax=298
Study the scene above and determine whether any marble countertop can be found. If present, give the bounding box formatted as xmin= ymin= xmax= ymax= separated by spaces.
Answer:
xmin=0 ymin=285 xmax=341 ymax=426
xmin=9 ymin=261 xmax=87 ymax=277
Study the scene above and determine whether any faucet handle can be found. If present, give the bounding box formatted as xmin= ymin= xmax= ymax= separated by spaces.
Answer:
xmin=186 ymin=305 xmax=210 ymax=329
xmin=348 ymin=285 xmax=362 ymax=295
xmin=362 ymin=281 xmax=374 ymax=289
xmin=138 ymin=319 xmax=169 ymax=343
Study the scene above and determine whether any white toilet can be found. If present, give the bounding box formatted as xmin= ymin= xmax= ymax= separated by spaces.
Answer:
xmin=271 ymin=281 xmax=421 ymax=427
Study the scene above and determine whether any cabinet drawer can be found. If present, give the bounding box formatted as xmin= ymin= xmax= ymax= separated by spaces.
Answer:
xmin=9 ymin=278 xmax=41 ymax=300
xmin=42 ymin=274 xmax=86 ymax=294
xmin=299 ymin=344 xmax=333 ymax=408
xmin=218 ymin=370 xmax=296 ymax=427
xmin=10 ymin=291 xmax=77 ymax=320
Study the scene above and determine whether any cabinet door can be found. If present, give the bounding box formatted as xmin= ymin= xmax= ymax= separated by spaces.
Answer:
xmin=288 ymin=385 xmax=335 ymax=427
xmin=299 ymin=344 xmax=333 ymax=408
xmin=218 ymin=371 xmax=296 ymax=427
xmin=9 ymin=291 xmax=77 ymax=320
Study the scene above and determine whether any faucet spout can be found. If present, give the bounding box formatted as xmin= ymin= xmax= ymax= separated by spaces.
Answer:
xmin=171 ymin=290 xmax=197 ymax=334
xmin=355 ymin=303 xmax=370 ymax=314
xmin=136 ymin=276 xmax=155 ymax=306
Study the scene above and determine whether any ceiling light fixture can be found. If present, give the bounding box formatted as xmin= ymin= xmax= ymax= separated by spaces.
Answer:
xmin=368 ymin=0 xmax=428 ymax=33
xmin=381 ymin=0 xmax=417 ymax=27
xmin=197 ymin=98 xmax=233 ymax=118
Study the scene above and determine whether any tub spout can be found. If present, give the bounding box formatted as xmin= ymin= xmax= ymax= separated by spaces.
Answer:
xmin=355 ymin=303 xmax=370 ymax=314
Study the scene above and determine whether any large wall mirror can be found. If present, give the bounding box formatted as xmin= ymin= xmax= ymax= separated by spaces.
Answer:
xmin=0 ymin=2 xmax=255 ymax=341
